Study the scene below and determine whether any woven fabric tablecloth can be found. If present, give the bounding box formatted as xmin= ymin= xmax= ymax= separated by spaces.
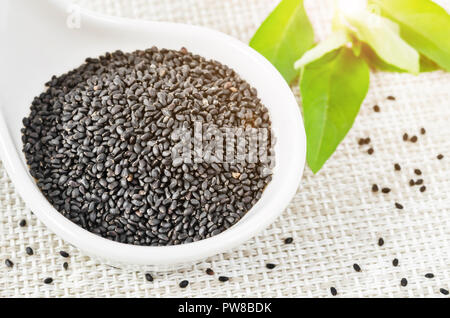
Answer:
xmin=1 ymin=0 xmax=449 ymax=298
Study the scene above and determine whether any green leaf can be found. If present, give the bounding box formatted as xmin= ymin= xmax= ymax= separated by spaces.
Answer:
xmin=419 ymin=54 xmax=440 ymax=72
xmin=300 ymin=47 xmax=370 ymax=173
xmin=250 ymin=0 xmax=314 ymax=83
xmin=294 ymin=30 xmax=349 ymax=70
xmin=361 ymin=42 xmax=440 ymax=73
xmin=344 ymin=11 xmax=420 ymax=74
xmin=360 ymin=42 xmax=407 ymax=72
xmin=370 ymin=0 xmax=450 ymax=71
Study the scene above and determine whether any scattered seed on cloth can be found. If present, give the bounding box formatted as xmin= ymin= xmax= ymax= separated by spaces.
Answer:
xmin=145 ymin=273 xmax=154 ymax=282
xmin=44 ymin=277 xmax=53 ymax=284
xmin=420 ymin=128 xmax=426 ymax=135
xmin=440 ymin=288 xmax=449 ymax=295
xmin=425 ymin=273 xmax=434 ymax=279
xmin=395 ymin=203 xmax=404 ymax=209
xmin=5 ymin=259 xmax=14 ymax=268
xmin=25 ymin=247 xmax=34 ymax=256
xmin=392 ymin=258 xmax=399 ymax=267
xmin=284 ymin=237 xmax=293 ymax=244
xmin=59 ymin=251 xmax=69 ymax=258
xmin=403 ymin=133 xmax=409 ymax=141
xmin=394 ymin=163 xmax=401 ymax=171
xmin=387 ymin=96 xmax=396 ymax=101
xmin=358 ymin=138 xmax=370 ymax=146
xmin=372 ymin=184 xmax=379 ymax=192
xmin=266 ymin=263 xmax=276 ymax=270
xmin=437 ymin=154 xmax=444 ymax=160
xmin=218 ymin=276 xmax=229 ymax=282
xmin=410 ymin=136 xmax=418 ymax=143
xmin=206 ymin=268 xmax=214 ymax=276
xmin=63 ymin=262 xmax=69 ymax=270
xmin=179 ymin=280 xmax=189 ymax=288
xmin=381 ymin=188 xmax=391 ymax=194
xmin=414 ymin=169 xmax=422 ymax=176
xmin=19 ymin=219 xmax=27 ymax=227
xmin=420 ymin=186 xmax=426 ymax=193
xmin=353 ymin=263 xmax=361 ymax=272
xmin=330 ymin=287 xmax=338 ymax=296
xmin=373 ymin=105 xmax=380 ymax=112
xmin=367 ymin=148 xmax=374 ymax=155
xmin=378 ymin=238 xmax=385 ymax=247
xmin=401 ymin=278 xmax=408 ymax=287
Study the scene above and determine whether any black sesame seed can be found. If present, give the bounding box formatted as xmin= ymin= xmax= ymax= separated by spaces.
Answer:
xmin=403 ymin=133 xmax=409 ymax=141
xmin=330 ymin=287 xmax=338 ymax=296
xmin=395 ymin=203 xmax=404 ymax=209
xmin=419 ymin=186 xmax=426 ymax=192
xmin=44 ymin=277 xmax=53 ymax=284
xmin=409 ymin=179 xmax=415 ymax=186
xmin=266 ymin=263 xmax=276 ymax=270
xmin=179 ymin=280 xmax=189 ymax=288
xmin=145 ymin=273 xmax=154 ymax=282
xmin=284 ymin=237 xmax=294 ymax=244
xmin=59 ymin=251 xmax=69 ymax=258
xmin=410 ymin=136 xmax=418 ymax=143
xmin=392 ymin=258 xmax=399 ymax=267
xmin=414 ymin=169 xmax=422 ymax=176
xmin=63 ymin=262 xmax=69 ymax=270
xmin=25 ymin=247 xmax=34 ymax=256
xmin=206 ymin=268 xmax=214 ymax=276
xmin=218 ymin=276 xmax=229 ymax=282
xmin=415 ymin=179 xmax=424 ymax=185
xmin=378 ymin=238 xmax=385 ymax=246
xmin=425 ymin=273 xmax=434 ymax=279
xmin=440 ymin=288 xmax=449 ymax=295
xmin=394 ymin=163 xmax=401 ymax=171
xmin=372 ymin=184 xmax=379 ymax=192
xmin=437 ymin=154 xmax=444 ymax=160
xmin=353 ymin=263 xmax=361 ymax=272
xmin=400 ymin=278 xmax=408 ymax=287
xmin=19 ymin=219 xmax=27 ymax=227
xmin=381 ymin=188 xmax=391 ymax=194
xmin=358 ymin=137 xmax=370 ymax=146
xmin=373 ymin=105 xmax=380 ymax=112
xmin=5 ymin=259 xmax=14 ymax=268
xmin=387 ymin=96 xmax=396 ymax=101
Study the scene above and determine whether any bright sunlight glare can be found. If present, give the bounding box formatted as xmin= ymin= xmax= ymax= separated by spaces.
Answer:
xmin=337 ymin=0 xmax=368 ymax=16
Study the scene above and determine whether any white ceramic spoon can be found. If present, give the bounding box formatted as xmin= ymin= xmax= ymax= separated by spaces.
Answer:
xmin=0 ymin=0 xmax=306 ymax=269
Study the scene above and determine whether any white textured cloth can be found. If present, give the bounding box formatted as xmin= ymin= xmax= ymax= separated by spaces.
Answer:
xmin=1 ymin=0 xmax=449 ymax=297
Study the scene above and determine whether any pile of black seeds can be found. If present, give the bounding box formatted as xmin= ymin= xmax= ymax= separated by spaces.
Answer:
xmin=21 ymin=47 xmax=274 ymax=246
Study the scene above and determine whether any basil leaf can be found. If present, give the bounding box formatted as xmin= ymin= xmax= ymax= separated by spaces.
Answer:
xmin=361 ymin=43 xmax=440 ymax=73
xmin=294 ymin=30 xmax=349 ymax=70
xmin=419 ymin=55 xmax=440 ymax=73
xmin=300 ymin=47 xmax=370 ymax=173
xmin=344 ymin=11 xmax=420 ymax=74
xmin=250 ymin=0 xmax=314 ymax=83
xmin=371 ymin=0 xmax=450 ymax=71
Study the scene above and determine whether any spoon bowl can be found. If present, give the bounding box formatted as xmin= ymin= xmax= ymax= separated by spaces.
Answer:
xmin=0 ymin=0 xmax=306 ymax=268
